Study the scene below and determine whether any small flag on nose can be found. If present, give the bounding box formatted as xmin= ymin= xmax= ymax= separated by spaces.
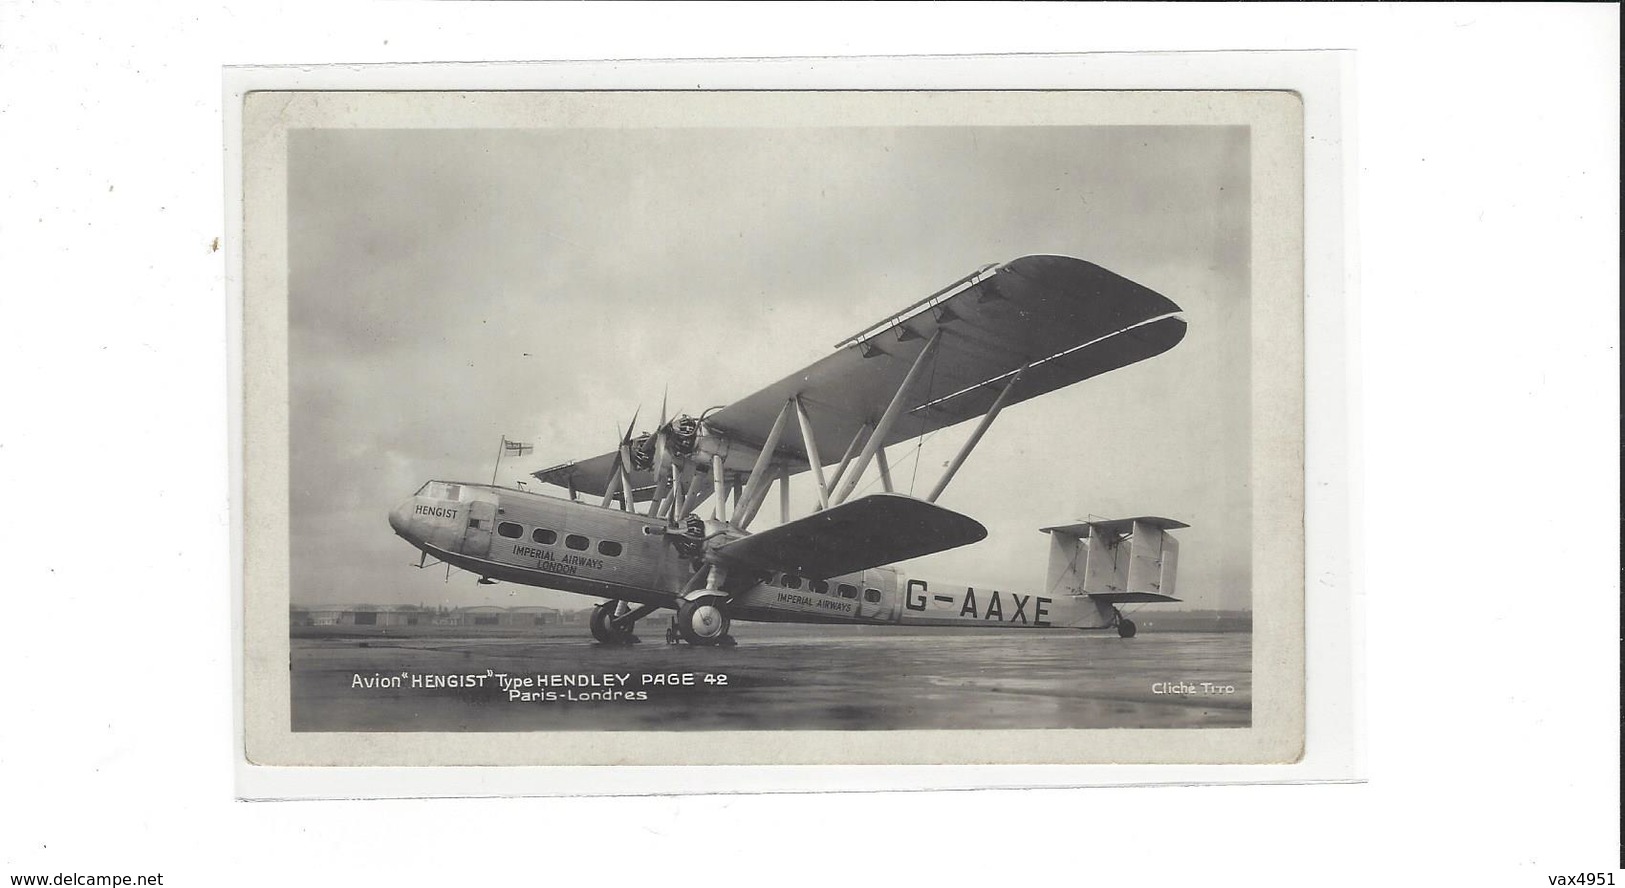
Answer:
xmin=503 ymin=439 xmax=535 ymax=456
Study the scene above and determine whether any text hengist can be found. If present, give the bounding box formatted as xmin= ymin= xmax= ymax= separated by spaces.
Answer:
xmin=351 ymin=671 xmax=640 ymax=690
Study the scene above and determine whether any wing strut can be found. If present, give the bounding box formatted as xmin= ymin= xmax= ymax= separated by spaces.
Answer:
xmin=825 ymin=422 xmax=869 ymax=494
xmin=679 ymin=470 xmax=713 ymax=516
xmin=793 ymin=396 xmax=832 ymax=510
xmin=736 ymin=466 xmax=777 ymax=531
xmin=875 ymin=447 xmax=894 ymax=493
xmin=711 ymin=455 xmax=727 ymax=522
xmin=831 ymin=328 xmax=943 ymax=506
xmin=926 ymin=365 xmax=1027 ymax=503
xmin=777 ymin=466 xmax=791 ymax=523
xmin=732 ymin=400 xmax=792 ymax=531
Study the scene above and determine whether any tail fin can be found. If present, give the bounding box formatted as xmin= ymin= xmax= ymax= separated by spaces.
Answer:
xmin=1041 ymin=517 xmax=1185 ymax=603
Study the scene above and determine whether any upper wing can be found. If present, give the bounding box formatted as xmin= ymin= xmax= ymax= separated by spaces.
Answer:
xmin=705 ymin=254 xmax=1184 ymax=465
xmin=537 ymin=255 xmax=1183 ymax=497
xmin=712 ymin=493 xmax=987 ymax=579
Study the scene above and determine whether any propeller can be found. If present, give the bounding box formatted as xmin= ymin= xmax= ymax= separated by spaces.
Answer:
xmin=593 ymin=392 xmax=714 ymax=521
xmin=646 ymin=389 xmax=672 ymax=517
xmin=598 ymin=405 xmax=641 ymax=510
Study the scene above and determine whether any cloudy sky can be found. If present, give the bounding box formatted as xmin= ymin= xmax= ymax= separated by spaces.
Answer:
xmin=287 ymin=119 xmax=1250 ymax=611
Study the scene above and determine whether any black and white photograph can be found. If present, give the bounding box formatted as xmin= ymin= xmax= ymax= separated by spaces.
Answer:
xmin=7 ymin=4 xmax=1620 ymax=885
xmin=242 ymin=89 xmax=1305 ymax=765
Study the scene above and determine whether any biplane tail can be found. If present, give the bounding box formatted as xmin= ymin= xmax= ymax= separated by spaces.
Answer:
xmin=1041 ymin=517 xmax=1185 ymax=603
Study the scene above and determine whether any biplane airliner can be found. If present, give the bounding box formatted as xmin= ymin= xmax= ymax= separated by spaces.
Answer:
xmin=389 ymin=255 xmax=1188 ymax=645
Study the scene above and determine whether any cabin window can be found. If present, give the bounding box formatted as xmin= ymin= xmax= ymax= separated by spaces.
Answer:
xmin=864 ymin=588 xmax=881 ymax=603
xmin=598 ymin=540 xmax=623 ymax=557
xmin=783 ymin=575 xmax=802 ymax=590
xmin=497 ymin=522 xmax=523 ymax=539
xmin=532 ymin=528 xmax=557 ymax=545
xmin=838 ymin=584 xmax=857 ymax=599
xmin=565 ymin=534 xmax=589 ymax=551
xmin=810 ymin=580 xmax=830 ymax=595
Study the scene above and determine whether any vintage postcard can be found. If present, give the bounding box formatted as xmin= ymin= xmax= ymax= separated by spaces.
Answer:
xmin=238 ymin=86 xmax=1306 ymax=769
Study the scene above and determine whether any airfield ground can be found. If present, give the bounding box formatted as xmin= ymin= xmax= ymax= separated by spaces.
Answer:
xmin=290 ymin=624 xmax=1250 ymax=731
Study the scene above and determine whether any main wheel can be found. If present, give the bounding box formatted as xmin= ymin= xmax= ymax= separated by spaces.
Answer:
xmin=590 ymin=602 xmax=620 ymax=643
xmin=676 ymin=598 xmax=731 ymax=646
xmin=1117 ymin=618 xmax=1137 ymax=639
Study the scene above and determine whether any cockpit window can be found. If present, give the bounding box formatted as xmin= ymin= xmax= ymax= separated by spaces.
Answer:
xmin=415 ymin=481 xmax=464 ymax=502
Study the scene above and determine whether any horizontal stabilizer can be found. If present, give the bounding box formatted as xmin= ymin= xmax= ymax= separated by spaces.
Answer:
xmin=1041 ymin=516 xmax=1189 ymax=537
xmin=715 ymin=493 xmax=986 ymax=580
xmin=1087 ymin=592 xmax=1181 ymax=604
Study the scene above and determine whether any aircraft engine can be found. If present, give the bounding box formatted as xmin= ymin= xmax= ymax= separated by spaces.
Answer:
xmin=666 ymin=415 xmax=699 ymax=457
xmin=629 ymin=432 xmax=656 ymax=470
xmin=671 ymin=512 xmax=706 ymax=558
xmin=631 ymin=415 xmax=699 ymax=471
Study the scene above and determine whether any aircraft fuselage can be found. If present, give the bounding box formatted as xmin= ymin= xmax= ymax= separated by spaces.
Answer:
xmin=388 ymin=481 xmax=1121 ymax=630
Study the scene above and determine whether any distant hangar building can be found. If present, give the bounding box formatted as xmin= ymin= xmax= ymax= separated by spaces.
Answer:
xmin=301 ymin=606 xmax=429 ymax=627
xmin=293 ymin=604 xmax=566 ymax=629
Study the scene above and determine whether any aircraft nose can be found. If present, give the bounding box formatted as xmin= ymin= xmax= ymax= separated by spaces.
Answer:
xmin=388 ymin=500 xmax=411 ymax=537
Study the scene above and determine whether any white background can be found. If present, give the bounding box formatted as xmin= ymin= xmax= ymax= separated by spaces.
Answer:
xmin=0 ymin=3 xmax=1617 ymax=886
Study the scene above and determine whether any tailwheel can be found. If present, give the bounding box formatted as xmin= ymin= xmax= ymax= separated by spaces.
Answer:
xmin=675 ymin=597 xmax=731 ymax=646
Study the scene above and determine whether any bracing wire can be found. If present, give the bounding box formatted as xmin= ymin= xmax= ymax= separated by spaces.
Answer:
xmin=908 ymin=339 xmax=942 ymax=496
xmin=856 ymin=425 xmax=945 ymax=499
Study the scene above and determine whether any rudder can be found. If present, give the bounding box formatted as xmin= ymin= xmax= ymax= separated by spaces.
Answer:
xmin=1041 ymin=516 xmax=1186 ymax=602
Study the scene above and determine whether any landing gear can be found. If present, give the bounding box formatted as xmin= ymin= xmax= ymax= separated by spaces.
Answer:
xmin=590 ymin=601 xmax=643 ymax=645
xmin=675 ymin=597 xmax=732 ymax=646
xmin=589 ymin=602 xmax=620 ymax=643
xmin=1117 ymin=617 xmax=1137 ymax=638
